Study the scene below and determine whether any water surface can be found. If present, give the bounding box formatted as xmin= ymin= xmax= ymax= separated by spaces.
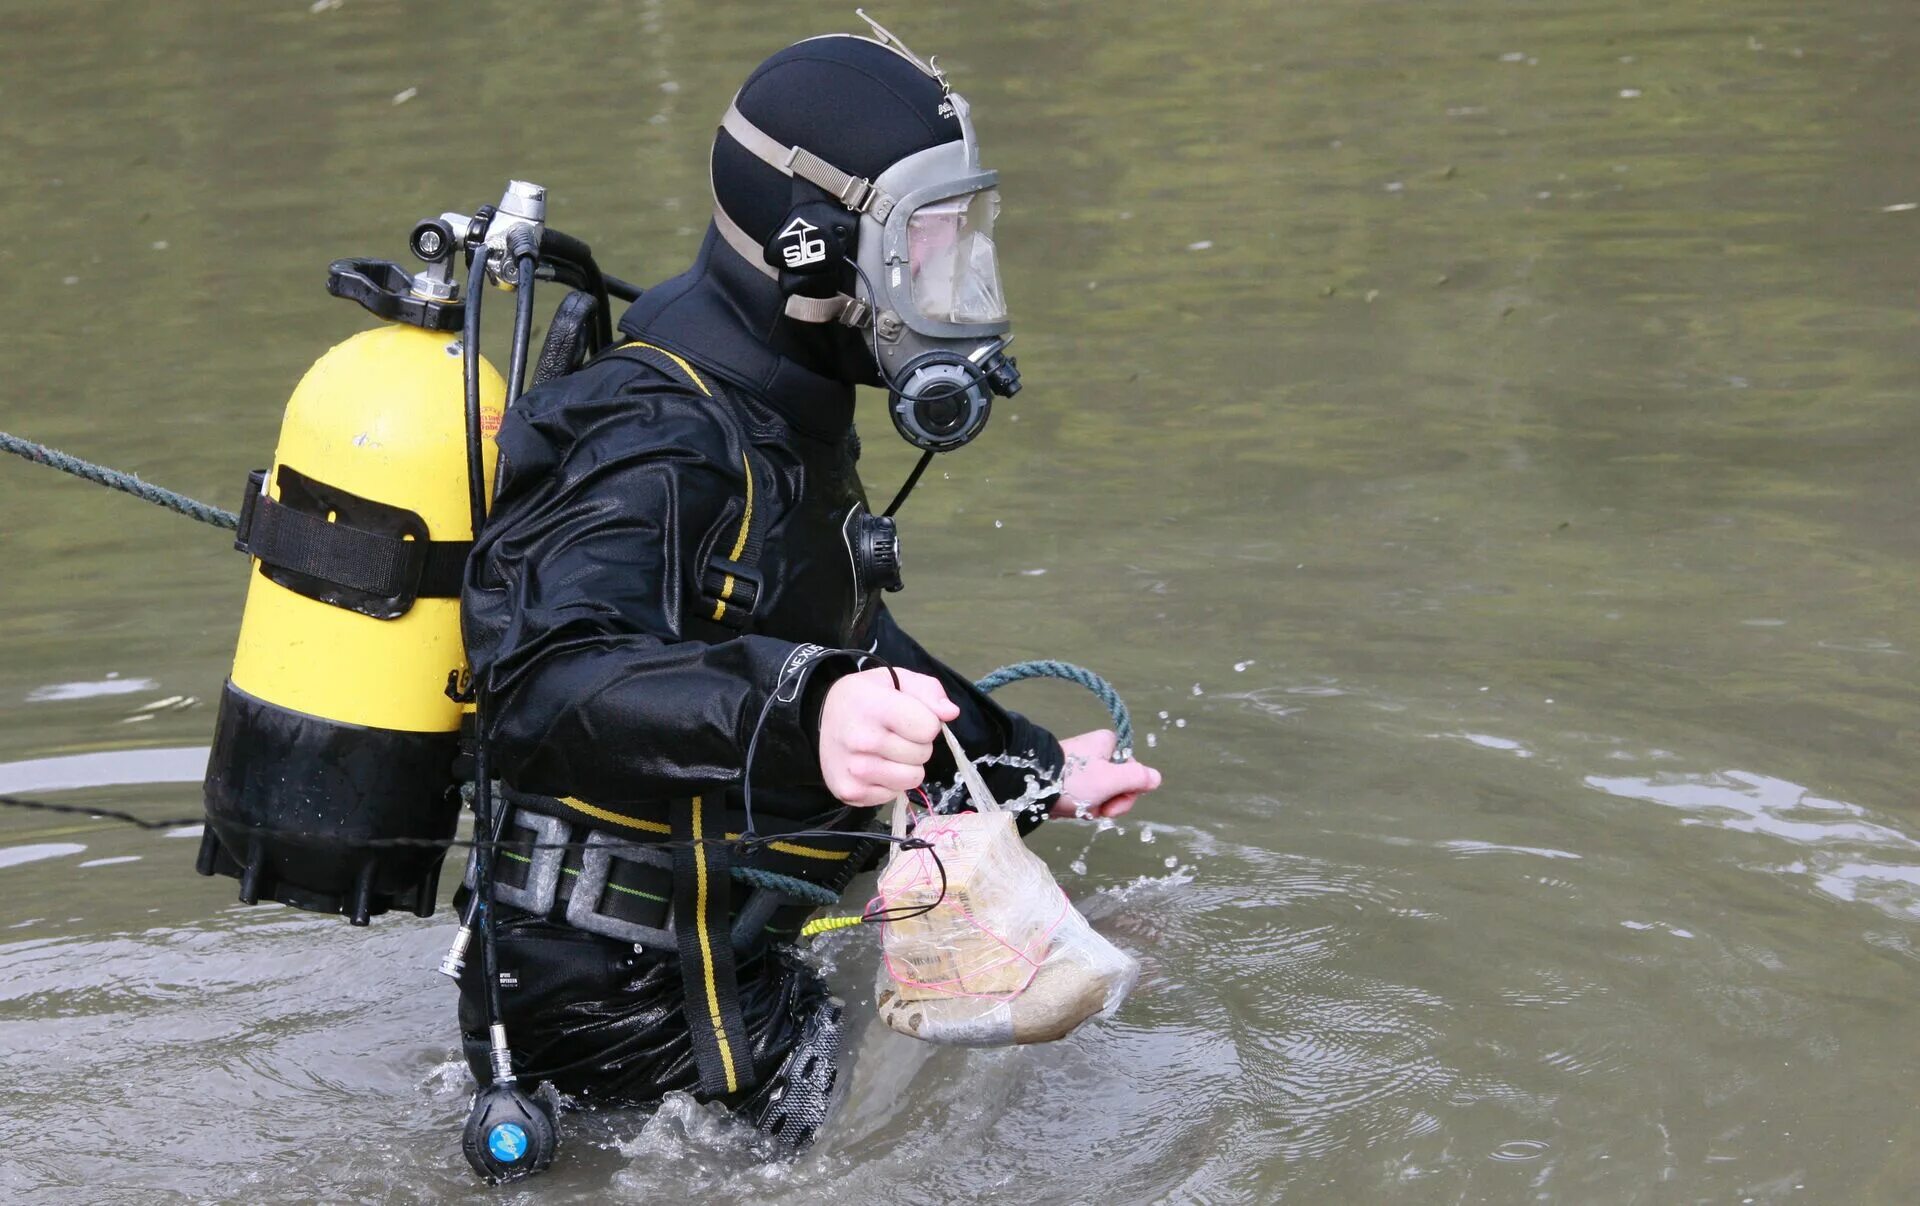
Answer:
xmin=4 ymin=0 xmax=1920 ymax=1201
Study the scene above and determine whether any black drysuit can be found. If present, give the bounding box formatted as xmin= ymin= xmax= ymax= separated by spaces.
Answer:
xmin=455 ymin=226 xmax=1063 ymax=1133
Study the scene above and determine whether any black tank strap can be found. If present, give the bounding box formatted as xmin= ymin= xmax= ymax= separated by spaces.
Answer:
xmin=233 ymin=467 xmax=468 ymax=619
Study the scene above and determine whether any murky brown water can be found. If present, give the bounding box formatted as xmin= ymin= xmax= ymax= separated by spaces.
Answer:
xmin=6 ymin=0 xmax=1920 ymax=1201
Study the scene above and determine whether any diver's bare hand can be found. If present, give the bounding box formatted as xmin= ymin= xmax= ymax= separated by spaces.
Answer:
xmin=818 ymin=668 xmax=960 ymax=806
xmin=1053 ymin=729 xmax=1162 ymax=819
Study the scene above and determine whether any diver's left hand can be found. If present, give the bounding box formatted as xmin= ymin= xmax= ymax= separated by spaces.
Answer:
xmin=1053 ymin=729 xmax=1162 ymax=819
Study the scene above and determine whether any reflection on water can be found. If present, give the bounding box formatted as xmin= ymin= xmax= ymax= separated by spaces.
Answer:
xmin=0 ymin=843 xmax=87 ymax=871
xmin=1587 ymin=768 xmax=1920 ymax=920
xmin=6 ymin=0 xmax=1920 ymax=1200
xmin=0 ymin=746 xmax=208 ymax=794
xmin=24 ymin=676 xmax=156 ymax=703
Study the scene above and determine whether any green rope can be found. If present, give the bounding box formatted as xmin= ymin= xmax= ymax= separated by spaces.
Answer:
xmin=975 ymin=659 xmax=1134 ymax=757
xmin=0 ymin=430 xmax=237 ymax=530
xmin=732 ymin=863 xmax=842 ymax=905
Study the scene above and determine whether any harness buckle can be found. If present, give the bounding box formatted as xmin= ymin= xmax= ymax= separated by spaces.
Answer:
xmin=702 ymin=557 xmax=764 ymax=629
xmin=838 ymin=176 xmax=876 ymax=212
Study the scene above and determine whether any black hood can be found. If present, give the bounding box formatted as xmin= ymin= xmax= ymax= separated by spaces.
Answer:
xmin=617 ymin=225 xmax=862 ymax=442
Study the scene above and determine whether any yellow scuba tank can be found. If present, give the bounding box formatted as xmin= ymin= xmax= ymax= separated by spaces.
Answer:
xmin=197 ymin=267 xmax=506 ymax=924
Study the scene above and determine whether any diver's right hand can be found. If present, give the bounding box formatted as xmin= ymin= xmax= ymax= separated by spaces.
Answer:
xmin=818 ymin=668 xmax=960 ymax=806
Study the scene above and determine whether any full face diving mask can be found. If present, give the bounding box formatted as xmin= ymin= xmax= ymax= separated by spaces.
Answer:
xmin=710 ymin=36 xmax=1021 ymax=455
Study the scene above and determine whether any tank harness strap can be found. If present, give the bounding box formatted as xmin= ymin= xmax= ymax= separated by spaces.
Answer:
xmin=232 ymin=466 xmax=468 ymax=615
xmin=600 ymin=340 xmax=772 ymax=632
xmin=672 ymin=792 xmax=757 ymax=1096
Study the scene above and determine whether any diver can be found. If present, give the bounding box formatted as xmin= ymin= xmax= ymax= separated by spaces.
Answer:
xmin=455 ymin=22 xmax=1162 ymax=1150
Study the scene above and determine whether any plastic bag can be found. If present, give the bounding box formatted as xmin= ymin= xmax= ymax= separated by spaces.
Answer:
xmin=872 ymin=727 xmax=1139 ymax=1046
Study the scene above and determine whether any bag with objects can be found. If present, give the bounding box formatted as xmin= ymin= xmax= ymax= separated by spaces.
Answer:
xmin=872 ymin=726 xmax=1139 ymax=1047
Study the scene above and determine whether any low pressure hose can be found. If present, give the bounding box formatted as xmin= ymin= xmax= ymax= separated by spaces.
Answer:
xmin=457 ymin=249 xmax=510 ymax=1075
xmin=459 ymin=239 xmax=540 ymax=990
xmin=455 ymin=241 xmax=562 ymax=1183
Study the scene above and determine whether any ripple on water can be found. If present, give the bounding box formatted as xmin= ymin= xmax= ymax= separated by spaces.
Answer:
xmin=1498 ymin=966 xmax=1602 ymax=1011
xmin=1490 ymin=1138 xmax=1551 ymax=1162
xmin=1234 ymin=968 xmax=1458 ymax=1162
xmin=1539 ymin=1040 xmax=1633 ymax=1079
xmin=1440 ymin=839 xmax=1582 ymax=861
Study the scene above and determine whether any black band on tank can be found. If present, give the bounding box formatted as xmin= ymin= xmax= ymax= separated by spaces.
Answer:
xmin=196 ymin=680 xmax=461 ymax=924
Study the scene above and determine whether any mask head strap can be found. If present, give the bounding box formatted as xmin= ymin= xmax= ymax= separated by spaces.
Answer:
xmin=719 ymin=103 xmax=897 ymax=222
xmin=712 ymin=101 xmax=897 ymax=326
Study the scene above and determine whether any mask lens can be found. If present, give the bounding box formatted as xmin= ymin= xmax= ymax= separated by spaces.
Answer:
xmin=906 ymin=189 xmax=1006 ymax=324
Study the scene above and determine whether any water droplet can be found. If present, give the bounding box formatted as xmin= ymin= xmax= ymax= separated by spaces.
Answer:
xmin=1186 ymin=240 xmax=1213 ymax=251
xmin=1233 ymin=660 xmax=1255 ymax=672
xmin=1163 ymin=855 xmax=1178 ymax=869
xmin=392 ymin=86 xmax=419 ymax=105
xmin=994 ymin=519 xmax=1003 ymax=529
xmin=1146 ymin=733 xmax=1158 ymax=748
xmin=1191 ymin=683 xmax=1203 ymax=696
xmin=1175 ymin=719 xmax=1187 ymax=729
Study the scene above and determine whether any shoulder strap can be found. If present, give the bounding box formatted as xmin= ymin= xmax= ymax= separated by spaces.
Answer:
xmin=599 ymin=341 xmax=773 ymax=632
xmin=601 ymin=339 xmax=717 ymax=398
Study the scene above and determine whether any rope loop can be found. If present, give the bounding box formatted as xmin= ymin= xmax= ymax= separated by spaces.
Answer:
xmin=974 ymin=660 xmax=1134 ymax=759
